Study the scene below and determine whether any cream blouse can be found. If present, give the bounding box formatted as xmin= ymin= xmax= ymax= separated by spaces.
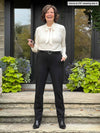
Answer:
xmin=31 ymin=22 xmax=67 ymax=59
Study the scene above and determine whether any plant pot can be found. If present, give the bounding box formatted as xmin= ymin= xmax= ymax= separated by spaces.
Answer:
xmin=0 ymin=68 xmax=2 ymax=95
xmin=73 ymin=87 xmax=83 ymax=92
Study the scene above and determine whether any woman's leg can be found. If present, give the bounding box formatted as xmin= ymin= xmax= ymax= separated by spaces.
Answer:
xmin=49 ymin=53 xmax=65 ymax=120
xmin=34 ymin=52 xmax=48 ymax=121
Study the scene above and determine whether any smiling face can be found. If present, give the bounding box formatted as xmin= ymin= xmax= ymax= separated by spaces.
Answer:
xmin=45 ymin=8 xmax=55 ymax=23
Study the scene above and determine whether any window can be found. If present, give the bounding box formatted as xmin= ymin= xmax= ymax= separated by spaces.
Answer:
xmin=74 ymin=8 xmax=92 ymax=60
xmin=14 ymin=9 xmax=31 ymax=60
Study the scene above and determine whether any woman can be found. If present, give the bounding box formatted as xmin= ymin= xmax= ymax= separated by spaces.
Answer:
xmin=28 ymin=4 xmax=67 ymax=129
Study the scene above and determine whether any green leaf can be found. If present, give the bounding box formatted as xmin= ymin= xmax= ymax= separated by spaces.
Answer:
xmin=83 ymin=88 xmax=90 ymax=93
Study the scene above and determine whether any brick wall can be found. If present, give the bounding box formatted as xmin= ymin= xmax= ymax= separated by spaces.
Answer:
xmin=0 ymin=0 xmax=4 ymax=58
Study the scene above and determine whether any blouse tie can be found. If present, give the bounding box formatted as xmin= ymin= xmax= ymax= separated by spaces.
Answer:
xmin=45 ymin=27 xmax=54 ymax=45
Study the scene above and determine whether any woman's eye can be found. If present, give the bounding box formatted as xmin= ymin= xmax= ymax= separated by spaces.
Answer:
xmin=46 ymin=12 xmax=54 ymax=14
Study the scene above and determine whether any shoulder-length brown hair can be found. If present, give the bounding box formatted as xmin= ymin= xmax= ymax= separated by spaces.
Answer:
xmin=41 ymin=5 xmax=59 ymax=23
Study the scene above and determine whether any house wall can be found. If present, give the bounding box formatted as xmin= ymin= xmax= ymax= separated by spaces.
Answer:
xmin=0 ymin=0 xmax=4 ymax=58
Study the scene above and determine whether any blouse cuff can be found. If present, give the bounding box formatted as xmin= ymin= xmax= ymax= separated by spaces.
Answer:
xmin=62 ymin=54 xmax=67 ymax=60
xmin=31 ymin=46 xmax=38 ymax=53
xmin=31 ymin=47 xmax=34 ymax=52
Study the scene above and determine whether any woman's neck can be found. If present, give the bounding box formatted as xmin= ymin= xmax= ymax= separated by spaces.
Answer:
xmin=46 ymin=21 xmax=54 ymax=27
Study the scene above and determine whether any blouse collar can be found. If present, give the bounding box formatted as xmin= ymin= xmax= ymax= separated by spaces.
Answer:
xmin=44 ymin=22 xmax=56 ymax=31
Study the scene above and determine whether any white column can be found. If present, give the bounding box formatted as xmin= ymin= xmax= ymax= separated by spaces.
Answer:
xmin=0 ymin=68 xmax=2 ymax=95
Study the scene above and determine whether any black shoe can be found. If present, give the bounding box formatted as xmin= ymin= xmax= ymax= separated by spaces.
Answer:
xmin=33 ymin=120 xmax=41 ymax=129
xmin=58 ymin=119 xmax=66 ymax=129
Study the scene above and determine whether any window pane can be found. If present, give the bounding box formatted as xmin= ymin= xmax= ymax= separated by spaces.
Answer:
xmin=75 ymin=9 xmax=92 ymax=60
xmin=14 ymin=9 xmax=31 ymax=60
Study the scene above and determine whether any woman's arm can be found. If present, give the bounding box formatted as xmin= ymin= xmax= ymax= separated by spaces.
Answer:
xmin=61 ymin=26 xmax=67 ymax=61
xmin=27 ymin=28 xmax=39 ymax=53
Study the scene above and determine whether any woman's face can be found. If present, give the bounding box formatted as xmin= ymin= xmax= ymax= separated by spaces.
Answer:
xmin=45 ymin=8 xmax=55 ymax=23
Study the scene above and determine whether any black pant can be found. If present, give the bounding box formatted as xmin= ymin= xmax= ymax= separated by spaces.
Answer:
xmin=34 ymin=51 xmax=65 ymax=121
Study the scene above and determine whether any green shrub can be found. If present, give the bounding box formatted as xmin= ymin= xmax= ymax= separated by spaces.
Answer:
xmin=66 ymin=58 xmax=100 ymax=93
xmin=0 ymin=56 xmax=31 ymax=93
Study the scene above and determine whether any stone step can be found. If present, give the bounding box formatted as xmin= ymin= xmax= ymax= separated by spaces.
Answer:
xmin=0 ymin=108 xmax=100 ymax=123
xmin=1 ymin=103 xmax=100 ymax=109
xmin=0 ymin=123 xmax=100 ymax=133
xmin=0 ymin=91 xmax=100 ymax=104
xmin=0 ymin=91 xmax=100 ymax=110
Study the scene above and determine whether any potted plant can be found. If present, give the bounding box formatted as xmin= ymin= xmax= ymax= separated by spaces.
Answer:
xmin=0 ymin=56 xmax=31 ymax=93
xmin=66 ymin=58 xmax=100 ymax=93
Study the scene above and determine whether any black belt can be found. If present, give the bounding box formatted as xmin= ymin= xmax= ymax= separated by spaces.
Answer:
xmin=39 ymin=50 xmax=61 ymax=55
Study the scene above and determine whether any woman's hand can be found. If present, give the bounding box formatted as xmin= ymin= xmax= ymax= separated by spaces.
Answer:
xmin=27 ymin=39 xmax=34 ymax=48
xmin=61 ymin=57 xmax=66 ymax=62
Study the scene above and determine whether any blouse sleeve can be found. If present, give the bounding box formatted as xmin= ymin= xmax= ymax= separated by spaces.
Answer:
xmin=61 ymin=26 xmax=67 ymax=59
xmin=31 ymin=28 xmax=39 ymax=53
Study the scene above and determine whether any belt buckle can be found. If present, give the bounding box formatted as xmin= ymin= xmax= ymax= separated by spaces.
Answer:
xmin=48 ymin=51 xmax=52 ymax=55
